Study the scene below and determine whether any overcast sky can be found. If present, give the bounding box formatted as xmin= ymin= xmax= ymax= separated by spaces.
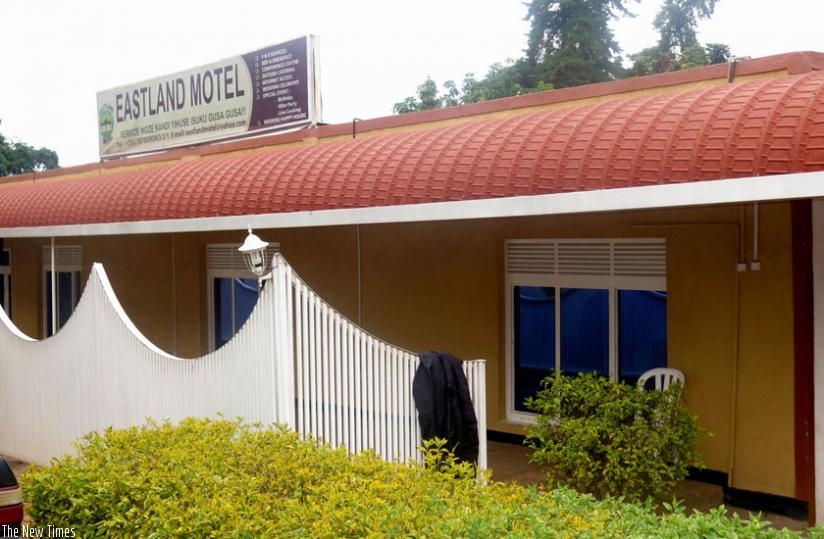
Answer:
xmin=2 ymin=0 xmax=822 ymax=168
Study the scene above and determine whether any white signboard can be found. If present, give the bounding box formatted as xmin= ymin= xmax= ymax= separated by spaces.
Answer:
xmin=97 ymin=35 xmax=321 ymax=158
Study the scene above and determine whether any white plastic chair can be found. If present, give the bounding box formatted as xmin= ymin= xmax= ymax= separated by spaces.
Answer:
xmin=637 ymin=367 xmax=685 ymax=391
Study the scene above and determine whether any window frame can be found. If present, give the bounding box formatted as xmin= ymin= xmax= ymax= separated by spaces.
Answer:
xmin=206 ymin=243 xmax=278 ymax=352
xmin=504 ymin=239 xmax=667 ymax=424
xmin=41 ymin=245 xmax=83 ymax=337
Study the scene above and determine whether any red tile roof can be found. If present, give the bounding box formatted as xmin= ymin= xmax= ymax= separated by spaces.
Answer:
xmin=2 ymin=71 xmax=824 ymax=228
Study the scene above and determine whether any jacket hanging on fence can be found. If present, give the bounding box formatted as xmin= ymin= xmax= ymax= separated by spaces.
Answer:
xmin=412 ymin=350 xmax=479 ymax=464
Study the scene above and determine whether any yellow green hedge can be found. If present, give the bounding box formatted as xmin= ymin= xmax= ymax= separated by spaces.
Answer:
xmin=23 ymin=418 xmax=810 ymax=538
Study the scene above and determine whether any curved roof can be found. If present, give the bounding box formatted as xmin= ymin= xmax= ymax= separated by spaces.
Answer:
xmin=3 ymin=71 xmax=824 ymax=229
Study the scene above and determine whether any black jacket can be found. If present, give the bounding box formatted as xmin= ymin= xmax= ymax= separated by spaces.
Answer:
xmin=412 ymin=351 xmax=479 ymax=464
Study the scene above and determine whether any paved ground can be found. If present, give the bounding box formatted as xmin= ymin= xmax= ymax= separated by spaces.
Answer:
xmin=487 ymin=441 xmax=808 ymax=532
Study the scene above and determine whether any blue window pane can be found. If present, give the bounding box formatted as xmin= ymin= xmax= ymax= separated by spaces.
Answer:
xmin=561 ymin=288 xmax=608 ymax=377
xmin=58 ymin=272 xmax=73 ymax=329
xmin=74 ymin=272 xmax=82 ymax=307
xmin=214 ymin=278 xmax=234 ymax=349
xmin=619 ymin=290 xmax=667 ymax=385
xmin=213 ymin=277 xmax=260 ymax=350
xmin=45 ymin=271 xmax=78 ymax=336
xmin=233 ymin=278 xmax=259 ymax=332
xmin=513 ymin=286 xmax=555 ymax=412
xmin=45 ymin=272 xmax=53 ymax=336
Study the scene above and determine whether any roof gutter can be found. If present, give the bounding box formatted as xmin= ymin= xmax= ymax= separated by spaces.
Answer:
xmin=1 ymin=171 xmax=823 ymax=238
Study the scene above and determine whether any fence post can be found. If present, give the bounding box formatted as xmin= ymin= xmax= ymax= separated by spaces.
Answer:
xmin=271 ymin=253 xmax=296 ymax=428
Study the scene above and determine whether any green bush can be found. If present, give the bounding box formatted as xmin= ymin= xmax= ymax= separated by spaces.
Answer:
xmin=22 ymin=418 xmax=807 ymax=538
xmin=524 ymin=372 xmax=702 ymax=502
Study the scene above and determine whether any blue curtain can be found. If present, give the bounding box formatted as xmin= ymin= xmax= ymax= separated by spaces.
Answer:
xmin=513 ymin=286 xmax=555 ymax=411
xmin=560 ymin=288 xmax=609 ymax=377
xmin=618 ymin=290 xmax=667 ymax=384
xmin=213 ymin=277 xmax=260 ymax=350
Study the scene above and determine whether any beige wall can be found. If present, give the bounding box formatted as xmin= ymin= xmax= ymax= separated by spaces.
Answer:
xmin=5 ymin=202 xmax=798 ymax=497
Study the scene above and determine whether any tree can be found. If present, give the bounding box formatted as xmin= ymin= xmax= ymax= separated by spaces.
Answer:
xmin=392 ymin=77 xmax=443 ymax=114
xmin=705 ymin=42 xmax=731 ymax=64
xmin=392 ymin=63 xmax=552 ymax=115
xmin=628 ymin=1 xmax=729 ymax=76
xmin=394 ymin=1 xmax=633 ymax=113
xmin=0 ymin=121 xmax=59 ymax=176
xmin=393 ymin=0 xmax=727 ymax=114
xmin=654 ymin=0 xmax=717 ymax=52
xmin=525 ymin=0 xmax=636 ymax=88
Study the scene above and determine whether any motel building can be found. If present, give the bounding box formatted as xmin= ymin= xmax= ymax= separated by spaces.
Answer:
xmin=4 ymin=49 xmax=824 ymax=523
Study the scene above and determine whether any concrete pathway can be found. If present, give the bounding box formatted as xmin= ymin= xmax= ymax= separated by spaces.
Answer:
xmin=487 ymin=441 xmax=808 ymax=532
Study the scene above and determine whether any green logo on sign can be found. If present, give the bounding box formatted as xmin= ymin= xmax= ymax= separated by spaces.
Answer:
xmin=98 ymin=104 xmax=114 ymax=144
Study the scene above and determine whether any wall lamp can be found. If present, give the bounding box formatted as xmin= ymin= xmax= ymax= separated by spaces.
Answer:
xmin=238 ymin=226 xmax=271 ymax=279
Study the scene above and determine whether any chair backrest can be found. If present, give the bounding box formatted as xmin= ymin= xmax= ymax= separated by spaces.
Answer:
xmin=637 ymin=368 xmax=685 ymax=391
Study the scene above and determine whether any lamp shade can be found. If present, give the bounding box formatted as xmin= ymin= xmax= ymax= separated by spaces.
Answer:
xmin=238 ymin=227 xmax=270 ymax=277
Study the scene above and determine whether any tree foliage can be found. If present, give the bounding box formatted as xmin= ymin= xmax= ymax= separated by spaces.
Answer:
xmin=654 ymin=0 xmax=717 ymax=52
xmin=627 ymin=42 xmax=730 ymax=76
xmin=392 ymin=61 xmax=552 ymax=114
xmin=0 ymin=121 xmax=59 ymax=176
xmin=629 ymin=0 xmax=728 ymax=76
xmin=394 ymin=0 xmax=730 ymax=114
xmin=525 ymin=0 xmax=636 ymax=88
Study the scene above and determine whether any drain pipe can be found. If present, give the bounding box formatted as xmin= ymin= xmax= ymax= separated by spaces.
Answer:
xmin=50 ymin=237 xmax=56 ymax=335
xmin=730 ymin=203 xmax=763 ymax=486
xmin=751 ymin=203 xmax=761 ymax=271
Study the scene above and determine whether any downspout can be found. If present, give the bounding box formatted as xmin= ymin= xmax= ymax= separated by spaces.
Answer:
xmin=729 ymin=211 xmax=745 ymax=487
xmin=729 ymin=204 xmax=762 ymax=487
xmin=50 ymin=237 xmax=56 ymax=335
xmin=751 ymin=203 xmax=761 ymax=271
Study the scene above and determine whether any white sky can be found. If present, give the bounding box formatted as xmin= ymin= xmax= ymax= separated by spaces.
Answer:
xmin=1 ymin=0 xmax=822 ymax=168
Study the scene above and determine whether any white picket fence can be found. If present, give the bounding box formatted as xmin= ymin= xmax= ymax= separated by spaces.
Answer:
xmin=289 ymin=267 xmax=487 ymax=467
xmin=0 ymin=254 xmax=486 ymax=469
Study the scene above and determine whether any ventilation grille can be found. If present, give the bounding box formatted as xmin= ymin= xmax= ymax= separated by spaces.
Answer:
xmin=507 ymin=239 xmax=665 ymax=278
xmin=506 ymin=241 xmax=556 ymax=274
xmin=558 ymin=242 xmax=611 ymax=275
xmin=613 ymin=242 xmax=667 ymax=276
xmin=42 ymin=246 xmax=82 ymax=268
xmin=207 ymin=244 xmax=279 ymax=271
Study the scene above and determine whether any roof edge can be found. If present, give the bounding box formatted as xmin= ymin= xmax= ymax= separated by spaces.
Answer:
xmin=3 ymin=171 xmax=823 ymax=238
xmin=5 ymin=51 xmax=824 ymax=184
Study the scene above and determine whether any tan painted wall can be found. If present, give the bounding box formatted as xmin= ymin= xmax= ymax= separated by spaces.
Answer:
xmin=5 ymin=202 xmax=797 ymax=497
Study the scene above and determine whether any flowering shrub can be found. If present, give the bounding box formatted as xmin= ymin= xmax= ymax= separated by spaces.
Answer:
xmin=525 ymin=371 xmax=702 ymax=502
xmin=23 ymin=418 xmax=806 ymax=537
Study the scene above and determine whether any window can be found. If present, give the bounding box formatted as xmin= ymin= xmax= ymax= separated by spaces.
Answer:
xmin=0 ymin=248 xmax=10 ymax=319
xmin=207 ymin=243 xmax=278 ymax=351
xmin=42 ymin=245 xmax=83 ymax=336
xmin=506 ymin=239 xmax=667 ymax=421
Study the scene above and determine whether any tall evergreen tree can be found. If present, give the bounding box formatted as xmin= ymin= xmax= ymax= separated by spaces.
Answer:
xmin=654 ymin=0 xmax=717 ymax=52
xmin=629 ymin=0 xmax=727 ymax=76
xmin=525 ymin=0 xmax=636 ymax=88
